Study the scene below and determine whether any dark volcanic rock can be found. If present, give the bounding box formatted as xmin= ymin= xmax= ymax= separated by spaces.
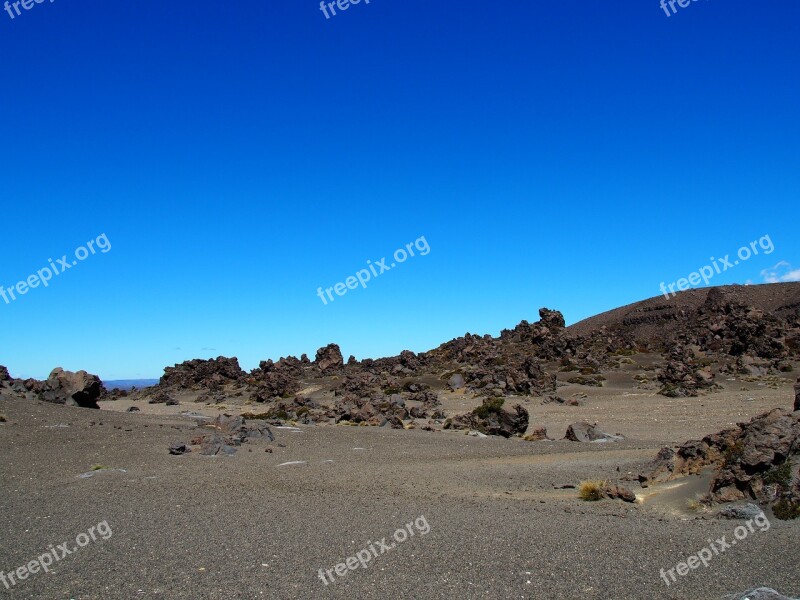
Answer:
xmin=315 ymin=344 xmax=344 ymax=374
xmin=444 ymin=398 xmax=529 ymax=438
xmin=199 ymin=434 xmax=238 ymax=456
xmin=564 ymin=421 xmax=624 ymax=443
xmin=148 ymin=390 xmax=174 ymax=405
xmin=169 ymin=442 xmax=189 ymax=455
xmin=32 ymin=368 xmax=104 ymax=409
xmin=190 ymin=414 xmax=275 ymax=456
xmin=0 ymin=365 xmax=10 ymax=383
xmin=160 ymin=356 xmax=245 ymax=390
xmin=603 ymin=484 xmax=636 ymax=503
xmin=538 ymin=307 xmax=566 ymax=330
xmin=250 ymin=356 xmax=303 ymax=400
xmin=657 ymin=345 xmax=718 ymax=397
xmin=641 ymin=409 xmax=800 ymax=515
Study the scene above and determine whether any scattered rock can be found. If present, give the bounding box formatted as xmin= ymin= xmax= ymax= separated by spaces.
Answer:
xmin=523 ymin=427 xmax=551 ymax=441
xmin=148 ymin=391 xmax=174 ymax=405
xmin=603 ymin=484 xmax=637 ymax=503
xmin=564 ymin=422 xmax=624 ymax=443
xmin=169 ymin=442 xmax=189 ymax=455
xmin=719 ymin=503 xmax=764 ymax=520
xmin=126 ymin=406 xmax=141 ymax=413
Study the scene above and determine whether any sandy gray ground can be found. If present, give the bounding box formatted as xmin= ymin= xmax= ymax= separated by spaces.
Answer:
xmin=1 ymin=379 xmax=799 ymax=599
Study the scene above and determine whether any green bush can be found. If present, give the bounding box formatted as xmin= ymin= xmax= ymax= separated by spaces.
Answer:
xmin=473 ymin=397 xmax=505 ymax=418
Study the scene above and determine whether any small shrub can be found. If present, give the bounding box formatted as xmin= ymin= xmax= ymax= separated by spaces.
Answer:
xmin=578 ymin=480 xmax=607 ymax=501
xmin=91 ymin=464 xmax=110 ymax=471
xmin=772 ymin=498 xmax=800 ymax=520
xmin=383 ymin=387 xmax=401 ymax=395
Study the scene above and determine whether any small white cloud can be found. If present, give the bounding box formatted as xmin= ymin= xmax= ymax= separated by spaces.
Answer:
xmin=761 ymin=261 xmax=800 ymax=283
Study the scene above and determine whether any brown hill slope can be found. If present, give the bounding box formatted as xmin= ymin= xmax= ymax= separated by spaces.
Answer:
xmin=567 ymin=283 xmax=800 ymax=351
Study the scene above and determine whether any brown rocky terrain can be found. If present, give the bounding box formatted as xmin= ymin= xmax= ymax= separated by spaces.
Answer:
xmin=2 ymin=282 xmax=799 ymax=599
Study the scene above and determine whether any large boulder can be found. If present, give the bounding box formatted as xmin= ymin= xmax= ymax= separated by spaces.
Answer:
xmin=444 ymin=398 xmax=529 ymax=438
xmin=0 ymin=365 xmax=10 ymax=383
xmin=315 ymin=344 xmax=344 ymax=374
xmin=35 ymin=368 xmax=104 ymax=409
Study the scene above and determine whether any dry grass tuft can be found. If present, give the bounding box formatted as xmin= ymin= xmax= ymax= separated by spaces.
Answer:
xmin=578 ymin=479 xmax=607 ymax=501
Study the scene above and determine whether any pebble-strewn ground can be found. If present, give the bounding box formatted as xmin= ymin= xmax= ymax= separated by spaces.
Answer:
xmin=1 ymin=375 xmax=798 ymax=599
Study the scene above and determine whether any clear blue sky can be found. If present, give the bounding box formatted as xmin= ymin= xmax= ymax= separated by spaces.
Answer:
xmin=1 ymin=0 xmax=798 ymax=380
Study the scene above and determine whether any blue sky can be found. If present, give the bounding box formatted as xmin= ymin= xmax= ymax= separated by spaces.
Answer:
xmin=1 ymin=0 xmax=798 ymax=380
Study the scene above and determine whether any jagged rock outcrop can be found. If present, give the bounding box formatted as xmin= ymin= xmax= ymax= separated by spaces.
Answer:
xmin=657 ymin=345 xmax=718 ymax=397
xmin=189 ymin=414 xmax=275 ymax=456
xmin=315 ymin=344 xmax=344 ymax=374
xmin=160 ymin=357 xmax=245 ymax=390
xmin=250 ymin=356 xmax=304 ymax=400
xmin=640 ymin=409 xmax=800 ymax=518
xmin=333 ymin=394 xmax=407 ymax=428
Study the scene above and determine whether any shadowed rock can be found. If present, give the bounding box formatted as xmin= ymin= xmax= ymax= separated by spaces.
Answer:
xmin=31 ymin=368 xmax=105 ymax=409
